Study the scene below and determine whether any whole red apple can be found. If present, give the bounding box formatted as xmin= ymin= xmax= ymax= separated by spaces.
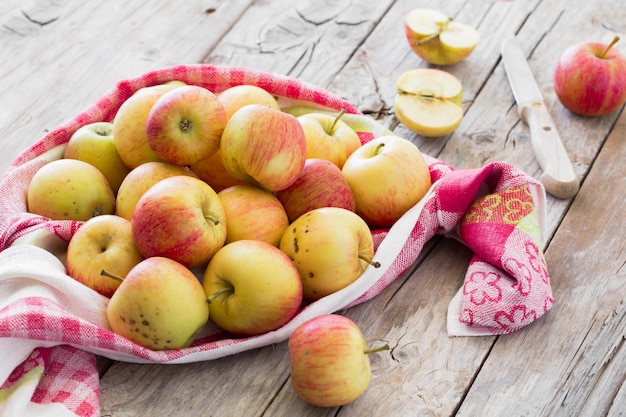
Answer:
xmin=146 ymin=85 xmax=227 ymax=165
xmin=276 ymin=158 xmax=356 ymax=223
xmin=554 ymin=36 xmax=626 ymax=116
xmin=220 ymin=104 xmax=307 ymax=192
xmin=288 ymin=314 xmax=388 ymax=407
xmin=131 ymin=175 xmax=227 ymax=269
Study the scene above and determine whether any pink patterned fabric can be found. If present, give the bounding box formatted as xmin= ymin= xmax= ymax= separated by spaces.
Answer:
xmin=0 ymin=65 xmax=553 ymax=416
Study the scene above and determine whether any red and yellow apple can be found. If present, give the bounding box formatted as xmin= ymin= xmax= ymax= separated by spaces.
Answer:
xmin=218 ymin=84 xmax=280 ymax=120
xmin=66 ymin=215 xmax=144 ymax=297
xmin=297 ymin=110 xmax=362 ymax=168
xmin=131 ymin=175 xmax=227 ymax=269
xmin=27 ymin=159 xmax=116 ymax=221
xmin=115 ymin=161 xmax=197 ymax=220
xmin=554 ymin=36 xmax=626 ymax=116
xmin=276 ymin=158 xmax=355 ymax=223
xmin=289 ymin=314 xmax=388 ymax=407
xmin=341 ymin=135 xmax=432 ymax=227
xmin=220 ymin=104 xmax=307 ymax=192
xmin=106 ymin=256 xmax=209 ymax=350
xmin=217 ymin=184 xmax=289 ymax=246
xmin=279 ymin=207 xmax=379 ymax=301
xmin=202 ymin=240 xmax=303 ymax=336
xmin=189 ymin=150 xmax=248 ymax=193
xmin=113 ymin=84 xmax=184 ymax=169
xmin=146 ymin=85 xmax=227 ymax=165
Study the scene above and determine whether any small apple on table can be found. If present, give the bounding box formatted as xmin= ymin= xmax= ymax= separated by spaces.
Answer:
xmin=554 ymin=35 xmax=626 ymax=116
xmin=289 ymin=314 xmax=389 ymax=407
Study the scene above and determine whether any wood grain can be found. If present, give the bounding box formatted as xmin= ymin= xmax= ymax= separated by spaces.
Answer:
xmin=0 ymin=0 xmax=624 ymax=415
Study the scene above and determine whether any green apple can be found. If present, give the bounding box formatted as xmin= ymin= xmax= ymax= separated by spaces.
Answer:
xmin=66 ymin=215 xmax=144 ymax=297
xmin=342 ymin=135 xmax=432 ymax=227
xmin=218 ymin=84 xmax=280 ymax=120
xmin=131 ymin=176 xmax=227 ymax=269
xmin=27 ymin=158 xmax=115 ymax=221
xmin=217 ymin=184 xmax=289 ymax=247
xmin=289 ymin=314 xmax=388 ymax=407
xmin=220 ymin=104 xmax=307 ymax=192
xmin=394 ymin=68 xmax=464 ymax=138
xmin=115 ymin=161 xmax=196 ymax=220
xmin=146 ymin=85 xmax=227 ymax=166
xmin=63 ymin=122 xmax=131 ymax=193
xmin=189 ymin=149 xmax=249 ymax=193
xmin=106 ymin=256 xmax=209 ymax=350
xmin=297 ymin=110 xmax=362 ymax=168
xmin=202 ymin=240 xmax=303 ymax=336
xmin=404 ymin=8 xmax=480 ymax=66
xmin=279 ymin=207 xmax=379 ymax=301
xmin=276 ymin=158 xmax=355 ymax=223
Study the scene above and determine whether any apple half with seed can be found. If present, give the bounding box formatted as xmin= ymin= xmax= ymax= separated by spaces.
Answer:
xmin=394 ymin=68 xmax=464 ymax=138
xmin=405 ymin=8 xmax=480 ymax=66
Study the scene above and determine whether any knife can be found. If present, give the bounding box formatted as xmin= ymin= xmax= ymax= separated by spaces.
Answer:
xmin=500 ymin=35 xmax=579 ymax=199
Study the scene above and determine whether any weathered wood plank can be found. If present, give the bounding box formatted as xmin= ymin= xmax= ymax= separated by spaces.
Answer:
xmin=100 ymin=345 xmax=293 ymax=417
xmin=0 ymin=0 xmax=254 ymax=174
xmin=456 ymin=108 xmax=626 ymax=416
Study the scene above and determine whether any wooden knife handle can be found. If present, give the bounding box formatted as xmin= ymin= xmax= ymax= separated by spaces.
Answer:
xmin=520 ymin=101 xmax=580 ymax=199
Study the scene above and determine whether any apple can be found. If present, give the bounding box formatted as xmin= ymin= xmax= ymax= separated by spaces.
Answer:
xmin=297 ymin=110 xmax=362 ymax=168
xmin=202 ymin=240 xmax=303 ymax=336
xmin=217 ymin=184 xmax=289 ymax=246
xmin=218 ymin=84 xmax=280 ymax=120
xmin=404 ymin=8 xmax=480 ymax=66
xmin=27 ymin=159 xmax=115 ymax=221
xmin=146 ymin=85 xmax=227 ymax=166
xmin=133 ymin=80 xmax=187 ymax=96
xmin=554 ymin=36 xmax=626 ymax=116
xmin=115 ymin=161 xmax=197 ymax=220
xmin=189 ymin=149 xmax=248 ymax=193
xmin=394 ymin=68 xmax=464 ymax=138
xmin=131 ymin=175 xmax=227 ymax=269
xmin=276 ymin=158 xmax=356 ymax=223
xmin=220 ymin=104 xmax=307 ymax=192
xmin=342 ymin=135 xmax=432 ymax=228
xmin=66 ymin=215 xmax=144 ymax=297
xmin=113 ymin=88 xmax=168 ymax=169
xmin=106 ymin=256 xmax=209 ymax=350
xmin=289 ymin=314 xmax=388 ymax=407
xmin=279 ymin=207 xmax=379 ymax=301
xmin=63 ymin=122 xmax=131 ymax=193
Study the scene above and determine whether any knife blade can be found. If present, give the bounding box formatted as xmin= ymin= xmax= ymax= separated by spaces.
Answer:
xmin=501 ymin=35 xmax=579 ymax=199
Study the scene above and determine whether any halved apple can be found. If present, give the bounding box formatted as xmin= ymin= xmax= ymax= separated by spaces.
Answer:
xmin=405 ymin=8 xmax=480 ymax=66
xmin=394 ymin=68 xmax=464 ymax=138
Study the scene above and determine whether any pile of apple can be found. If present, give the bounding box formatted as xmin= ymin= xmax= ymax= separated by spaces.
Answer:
xmin=25 ymin=78 xmax=430 ymax=361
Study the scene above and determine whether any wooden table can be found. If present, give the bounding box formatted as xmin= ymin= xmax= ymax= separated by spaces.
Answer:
xmin=2 ymin=0 xmax=625 ymax=416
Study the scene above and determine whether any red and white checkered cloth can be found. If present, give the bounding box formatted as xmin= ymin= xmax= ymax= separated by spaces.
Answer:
xmin=0 ymin=65 xmax=553 ymax=416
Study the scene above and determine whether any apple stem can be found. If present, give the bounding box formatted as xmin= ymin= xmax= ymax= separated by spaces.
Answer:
xmin=359 ymin=255 xmax=381 ymax=268
xmin=207 ymin=287 xmax=232 ymax=304
xmin=204 ymin=214 xmax=220 ymax=225
xmin=600 ymin=36 xmax=620 ymax=59
xmin=329 ymin=109 xmax=346 ymax=132
xmin=364 ymin=344 xmax=390 ymax=355
xmin=100 ymin=269 xmax=125 ymax=282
